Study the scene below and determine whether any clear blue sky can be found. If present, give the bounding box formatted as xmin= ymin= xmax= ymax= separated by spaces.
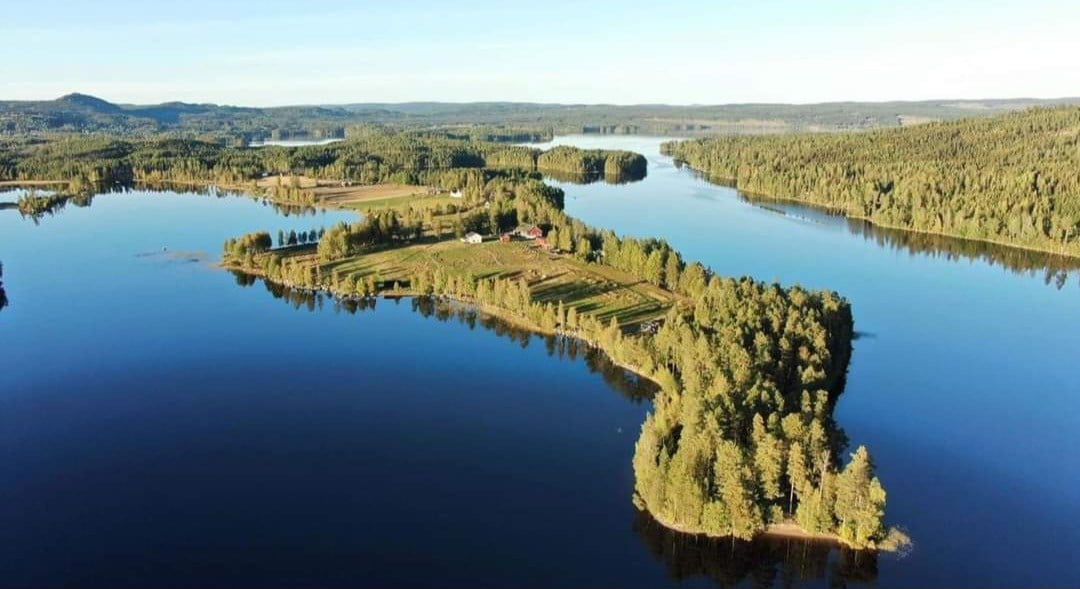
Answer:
xmin=3 ymin=0 xmax=1078 ymax=106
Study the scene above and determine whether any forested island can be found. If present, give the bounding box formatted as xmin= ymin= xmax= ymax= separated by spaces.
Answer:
xmin=664 ymin=106 xmax=1080 ymax=258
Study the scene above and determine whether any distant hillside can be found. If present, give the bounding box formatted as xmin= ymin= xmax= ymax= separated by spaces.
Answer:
xmin=2 ymin=93 xmax=1078 ymax=140
xmin=336 ymin=98 xmax=1080 ymax=134
xmin=0 ymin=94 xmax=352 ymax=141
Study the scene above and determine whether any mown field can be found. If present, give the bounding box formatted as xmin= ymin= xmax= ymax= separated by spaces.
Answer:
xmin=288 ymin=237 xmax=677 ymax=328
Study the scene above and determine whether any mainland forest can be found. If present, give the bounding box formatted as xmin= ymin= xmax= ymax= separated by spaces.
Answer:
xmin=664 ymin=106 xmax=1080 ymax=257
xmin=0 ymin=132 xmax=645 ymax=193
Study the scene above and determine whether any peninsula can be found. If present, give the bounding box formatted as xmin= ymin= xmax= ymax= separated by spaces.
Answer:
xmin=3 ymin=129 xmax=898 ymax=550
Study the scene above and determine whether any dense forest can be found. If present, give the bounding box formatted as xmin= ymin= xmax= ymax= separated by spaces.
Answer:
xmin=214 ymin=134 xmax=897 ymax=550
xmin=664 ymin=107 xmax=1080 ymax=257
xmin=0 ymin=133 xmax=645 ymax=192
xmin=4 ymin=93 xmax=1078 ymax=141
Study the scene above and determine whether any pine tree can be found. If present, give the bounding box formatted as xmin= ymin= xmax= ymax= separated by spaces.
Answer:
xmin=752 ymin=415 xmax=785 ymax=516
xmin=715 ymin=441 xmax=765 ymax=540
xmin=786 ymin=440 xmax=809 ymax=516
xmin=834 ymin=446 xmax=887 ymax=548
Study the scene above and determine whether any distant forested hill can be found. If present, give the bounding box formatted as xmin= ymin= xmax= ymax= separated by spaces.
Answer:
xmin=664 ymin=106 xmax=1080 ymax=257
xmin=0 ymin=93 xmax=353 ymax=141
xmin=2 ymin=93 xmax=1078 ymax=141
xmin=336 ymin=98 xmax=1080 ymax=134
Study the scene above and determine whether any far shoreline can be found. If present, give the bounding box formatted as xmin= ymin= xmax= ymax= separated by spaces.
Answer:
xmin=673 ymin=161 xmax=1080 ymax=263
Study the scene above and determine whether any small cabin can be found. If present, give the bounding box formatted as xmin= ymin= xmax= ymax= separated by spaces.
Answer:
xmin=461 ymin=232 xmax=483 ymax=244
xmin=499 ymin=233 xmax=512 ymax=243
xmin=515 ymin=224 xmax=544 ymax=239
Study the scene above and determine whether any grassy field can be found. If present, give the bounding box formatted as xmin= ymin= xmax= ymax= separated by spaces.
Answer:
xmin=310 ymin=238 xmax=677 ymax=327
xmin=254 ymin=176 xmax=449 ymax=212
xmin=339 ymin=193 xmax=456 ymax=212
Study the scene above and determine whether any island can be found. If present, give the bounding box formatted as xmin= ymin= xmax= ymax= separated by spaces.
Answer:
xmin=663 ymin=106 xmax=1080 ymax=258
xmin=1 ymin=129 xmax=902 ymax=551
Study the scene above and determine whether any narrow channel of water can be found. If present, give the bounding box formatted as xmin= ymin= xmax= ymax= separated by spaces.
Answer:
xmin=534 ymin=135 xmax=1080 ymax=587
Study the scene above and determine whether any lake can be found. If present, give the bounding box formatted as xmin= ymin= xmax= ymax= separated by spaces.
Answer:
xmin=538 ymin=135 xmax=1080 ymax=587
xmin=1 ymin=136 xmax=1078 ymax=587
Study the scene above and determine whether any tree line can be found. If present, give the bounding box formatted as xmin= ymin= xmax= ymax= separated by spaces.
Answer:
xmin=0 ymin=132 xmax=646 ymax=191
xmin=664 ymin=106 xmax=1080 ymax=257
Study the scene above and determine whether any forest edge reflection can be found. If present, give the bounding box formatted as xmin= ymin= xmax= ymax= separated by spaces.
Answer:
xmin=231 ymin=271 xmax=658 ymax=403
xmin=230 ymin=271 xmax=888 ymax=586
xmin=677 ymin=168 xmax=1080 ymax=290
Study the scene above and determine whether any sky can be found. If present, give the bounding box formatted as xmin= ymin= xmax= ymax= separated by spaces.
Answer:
xmin=2 ymin=0 xmax=1079 ymax=106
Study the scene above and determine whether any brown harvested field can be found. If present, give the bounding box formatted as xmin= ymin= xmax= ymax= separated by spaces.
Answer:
xmin=253 ymin=176 xmax=434 ymax=209
xmin=254 ymin=175 xmax=321 ymax=189
xmin=314 ymin=183 xmax=429 ymax=206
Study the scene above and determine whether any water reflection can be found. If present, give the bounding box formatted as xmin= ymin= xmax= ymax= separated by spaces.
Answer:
xmin=634 ymin=510 xmax=879 ymax=588
xmin=233 ymin=273 xmax=658 ymax=403
xmin=728 ymin=187 xmax=1080 ymax=290
xmin=541 ymin=167 xmax=647 ymax=185
xmin=0 ymin=260 xmax=7 ymax=312
xmin=1 ymin=183 xmax=325 ymax=223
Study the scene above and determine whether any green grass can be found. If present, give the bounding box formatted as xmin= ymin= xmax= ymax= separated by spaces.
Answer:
xmin=320 ymin=238 xmax=677 ymax=327
xmin=340 ymin=194 xmax=456 ymax=212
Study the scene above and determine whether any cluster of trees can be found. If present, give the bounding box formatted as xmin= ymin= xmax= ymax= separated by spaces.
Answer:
xmin=315 ymin=211 xmax=424 ymax=263
xmin=537 ymin=145 xmax=647 ymax=182
xmin=222 ymin=231 xmax=273 ymax=259
xmin=3 ymin=137 xmax=135 ymax=188
xmin=1 ymin=132 xmax=646 ymax=195
xmin=275 ymin=228 xmax=324 ymax=248
xmin=435 ymin=126 xmax=554 ymax=143
xmin=665 ymin=106 xmax=1080 ymax=257
xmin=631 ymin=278 xmax=889 ymax=549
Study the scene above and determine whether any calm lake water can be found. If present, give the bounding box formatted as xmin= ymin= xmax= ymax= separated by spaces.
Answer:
xmin=1 ymin=136 xmax=1078 ymax=587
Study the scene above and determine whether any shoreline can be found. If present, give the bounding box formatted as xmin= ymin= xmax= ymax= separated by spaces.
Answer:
xmin=18 ymin=171 xmax=1080 ymax=262
xmin=30 ymin=170 xmax=889 ymax=551
xmin=677 ymin=163 xmax=1080 ymax=262
xmin=643 ymin=508 xmax=904 ymax=553
xmin=222 ymin=261 xmax=663 ymax=390
xmin=228 ymin=261 xmax=882 ymax=552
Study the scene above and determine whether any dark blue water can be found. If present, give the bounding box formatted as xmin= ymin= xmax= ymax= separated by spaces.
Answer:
xmin=535 ymin=136 xmax=1080 ymax=587
xmin=1 ymin=138 xmax=1078 ymax=588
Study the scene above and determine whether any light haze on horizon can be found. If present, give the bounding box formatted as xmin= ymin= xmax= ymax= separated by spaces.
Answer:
xmin=3 ymin=0 xmax=1078 ymax=107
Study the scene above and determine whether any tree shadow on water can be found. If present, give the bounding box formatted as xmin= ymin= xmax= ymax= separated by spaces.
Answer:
xmin=633 ymin=510 xmax=879 ymax=589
